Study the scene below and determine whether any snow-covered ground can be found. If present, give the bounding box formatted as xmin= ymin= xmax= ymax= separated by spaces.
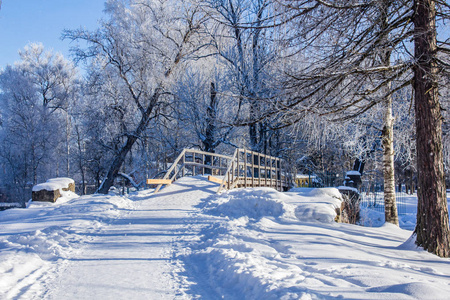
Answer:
xmin=1 ymin=176 xmax=449 ymax=299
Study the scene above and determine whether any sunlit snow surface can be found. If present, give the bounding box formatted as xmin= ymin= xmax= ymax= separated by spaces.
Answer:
xmin=1 ymin=176 xmax=449 ymax=299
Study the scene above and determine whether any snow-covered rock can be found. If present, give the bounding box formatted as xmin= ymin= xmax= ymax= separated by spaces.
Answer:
xmin=32 ymin=177 xmax=75 ymax=192
xmin=32 ymin=178 xmax=75 ymax=202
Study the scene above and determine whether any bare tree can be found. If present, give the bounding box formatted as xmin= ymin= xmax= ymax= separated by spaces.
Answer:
xmin=273 ymin=0 xmax=450 ymax=256
xmin=173 ymin=69 xmax=239 ymax=154
xmin=379 ymin=0 xmax=398 ymax=225
xmin=268 ymin=0 xmax=413 ymax=226
xmin=64 ymin=0 xmax=205 ymax=194
xmin=0 ymin=44 xmax=78 ymax=202
xmin=202 ymin=0 xmax=280 ymax=153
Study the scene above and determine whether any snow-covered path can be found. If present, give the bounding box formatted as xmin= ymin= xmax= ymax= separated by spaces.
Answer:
xmin=45 ymin=177 xmax=217 ymax=299
xmin=2 ymin=176 xmax=450 ymax=299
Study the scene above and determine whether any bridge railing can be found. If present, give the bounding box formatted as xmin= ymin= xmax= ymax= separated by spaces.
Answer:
xmin=217 ymin=149 xmax=291 ymax=193
xmin=151 ymin=148 xmax=293 ymax=193
xmin=153 ymin=149 xmax=234 ymax=193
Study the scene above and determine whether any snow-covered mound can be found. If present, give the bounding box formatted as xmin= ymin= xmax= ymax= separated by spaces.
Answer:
xmin=204 ymin=188 xmax=295 ymax=220
xmin=290 ymin=187 xmax=343 ymax=223
xmin=179 ymin=185 xmax=450 ymax=299
xmin=204 ymin=187 xmax=342 ymax=223
xmin=180 ymin=187 xmax=346 ymax=298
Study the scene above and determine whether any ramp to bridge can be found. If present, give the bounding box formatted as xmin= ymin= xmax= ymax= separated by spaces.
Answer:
xmin=47 ymin=177 xmax=218 ymax=299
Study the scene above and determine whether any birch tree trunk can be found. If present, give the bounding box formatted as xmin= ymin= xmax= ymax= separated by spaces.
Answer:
xmin=382 ymin=92 xmax=399 ymax=225
xmin=413 ymin=0 xmax=450 ymax=257
xmin=380 ymin=0 xmax=398 ymax=226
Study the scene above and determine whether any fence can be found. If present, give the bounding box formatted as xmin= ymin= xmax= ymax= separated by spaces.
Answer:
xmin=300 ymin=174 xmax=411 ymax=216
xmin=359 ymin=186 xmax=408 ymax=215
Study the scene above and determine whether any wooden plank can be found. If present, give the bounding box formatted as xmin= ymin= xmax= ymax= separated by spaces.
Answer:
xmin=147 ymin=179 xmax=173 ymax=185
xmin=208 ymin=176 xmax=224 ymax=184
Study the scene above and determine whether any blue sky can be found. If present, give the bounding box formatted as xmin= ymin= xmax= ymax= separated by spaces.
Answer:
xmin=0 ymin=0 xmax=105 ymax=69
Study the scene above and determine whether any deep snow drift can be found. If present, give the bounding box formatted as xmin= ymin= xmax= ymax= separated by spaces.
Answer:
xmin=1 ymin=176 xmax=449 ymax=299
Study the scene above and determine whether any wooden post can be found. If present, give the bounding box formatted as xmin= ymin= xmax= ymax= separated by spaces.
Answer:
xmin=250 ymin=152 xmax=253 ymax=188
xmin=275 ymin=158 xmax=278 ymax=191
xmin=202 ymin=153 xmax=205 ymax=175
xmin=208 ymin=175 xmax=223 ymax=184
xmin=147 ymin=179 xmax=173 ymax=185
xmin=258 ymin=154 xmax=261 ymax=187
xmin=277 ymin=158 xmax=280 ymax=191
xmin=270 ymin=158 xmax=273 ymax=189
xmin=244 ymin=150 xmax=248 ymax=188
xmin=193 ymin=152 xmax=195 ymax=176
xmin=273 ymin=158 xmax=276 ymax=189
xmin=265 ymin=155 xmax=268 ymax=187
xmin=182 ymin=152 xmax=186 ymax=177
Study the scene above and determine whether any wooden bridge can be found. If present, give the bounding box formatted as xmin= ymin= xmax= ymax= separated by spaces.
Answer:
xmin=147 ymin=148 xmax=293 ymax=193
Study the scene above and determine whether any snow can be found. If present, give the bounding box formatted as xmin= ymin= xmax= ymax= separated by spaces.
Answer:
xmin=358 ymin=192 xmax=439 ymax=230
xmin=118 ymin=172 xmax=140 ymax=188
xmin=32 ymin=178 xmax=75 ymax=192
xmin=32 ymin=182 xmax=64 ymax=192
xmin=46 ymin=178 xmax=75 ymax=186
xmin=337 ymin=185 xmax=359 ymax=193
xmin=346 ymin=170 xmax=361 ymax=176
xmin=0 ymin=202 xmax=22 ymax=208
xmin=1 ymin=176 xmax=450 ymax=299
xmin=295 ymin=174 xmax=317 ymax=179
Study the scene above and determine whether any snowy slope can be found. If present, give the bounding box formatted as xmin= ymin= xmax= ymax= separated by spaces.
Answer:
xmin=1 ymin=176 xmax=450 ymax=299
xmin=179 ymin=185 xmax=450 ymax=299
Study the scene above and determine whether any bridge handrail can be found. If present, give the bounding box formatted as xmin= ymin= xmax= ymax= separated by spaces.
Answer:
xmin=152 ymin=148 xmax=293 ymax=193
xmin=153 ymin=149 xmax=233 ymax=193
xmin=218 ymin=148 xmax=290 ymax=193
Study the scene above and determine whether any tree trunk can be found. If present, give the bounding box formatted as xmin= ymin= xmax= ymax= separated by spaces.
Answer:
xmin=75 ymin=125 xmax=86 ymax=195
xmin=249 ymin=2 xmax=264 ymax=153
xmin=203 ymin=82 xmax=218 ymax=154
xmin=378 ymin=0 xmax=399 ymax=226
xmin=203 ymin=82 xmax=218 ymax=174
xmin=97 ymin=89 xmax=161 ymax=194
xmin=353 ymin=158 xmax=365 ymax=174
xmin=66 ymin=113 xmax=71 ymax=177
xmin=249 ymin=102 xmax=259 ymax=152
xmin=382 ymin=92 xmax=399 ymax=225
xmin=413 ymin=0 xmax=450 ymax=257
xmin=97 ymin=134 xmax=138 ymax=194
